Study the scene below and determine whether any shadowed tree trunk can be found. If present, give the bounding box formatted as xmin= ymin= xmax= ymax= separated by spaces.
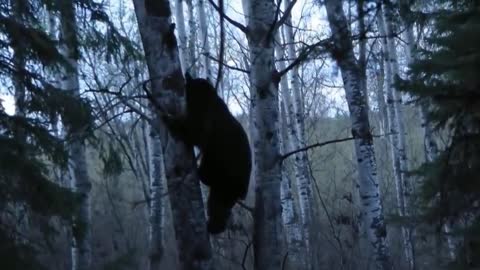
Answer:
xmin=275 ymin=34 xmax=309 ymax=270
xmin=379 ymin=2 xmax=415 ymax=268
xmin=148 ymin=131 xmax=166 ymax=270
xmin=59 ymin=1 xmax=92 ymax=269
xmin=132 ymin=0 xmax=214 ymax=269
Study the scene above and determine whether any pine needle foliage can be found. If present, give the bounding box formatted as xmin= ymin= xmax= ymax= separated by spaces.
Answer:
xmin=0 ymin=0 xmax=137 ymax=268
xmin=399 ymin=1 xmax=480 ymax=267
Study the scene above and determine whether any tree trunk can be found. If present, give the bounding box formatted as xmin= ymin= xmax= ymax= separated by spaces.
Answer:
xmin=175 ymin=0 xmax=188 ymax=73
xmin=197 ymin=0 xmax=212 ymax=80
xmin=245 ymin=0 xmax=285 ymax=269
xmin=59 ymin=2 xmax=92 ymax=270
xmin=281 ymin=3 xmax=315 ymax=268
xmin=324 ymin=1 xmax=392 ymax=269
xmin=132 ymin=1 xmax=214 ymax=269
xmin=148 ymin=132 xmax=166 ymax=270
xmin=185 ymin=0 xmax=197 ymax=76
xmin=275 ymin=35 xmax=309 ymax=270
xmin=12 ymin=0 xmax=29 ymax=241
xmin=379 ymin=2 xmax=415 ymax=268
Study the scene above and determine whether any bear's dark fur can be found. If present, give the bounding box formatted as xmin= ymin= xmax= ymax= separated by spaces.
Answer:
xmin=168 ymin=73 xmax=251 ymax=234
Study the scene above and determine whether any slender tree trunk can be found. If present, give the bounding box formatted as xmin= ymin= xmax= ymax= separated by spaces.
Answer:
xmin=175 ymin=0 xmax=188 ymax=73
xmin=275 ymin=35 xmax=309 ymax=270
xmin=324 ymin=1 xmax=392 ymax=269
xmin=398 ymin=0 xmax=455 ymax=260
xmin=12 ymin=0 xmax=26 ymax=154
xmin=357 ymin=0 xmax=368 ymax=106
xmin=379 ymin=2 xmax=415 ymax=268
xmin=373 ymin=47 xmax=388 ymax=136
xmin=281 ymin=2 xmax=315 ymax=268
xmin=148 ymin=131 xmax=166 ymax=270
xmin=185 ymin=0 xmax=197 ymax=76
xmin=59 ymin=2 xmax=92 ymax=270
xmin=132 ymin=1 xmax=214 ymax=269
xmin=197 ymin=0 xmax=212 ymax=80
xmin=245 ymin=0 xmax=285 ymax=269
xmin=12 ymin=0 xmax=29 ymax=242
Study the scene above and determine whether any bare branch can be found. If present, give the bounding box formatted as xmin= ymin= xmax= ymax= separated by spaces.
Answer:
xmin=275 ymin=0 xmax=297 ymax=30
xmin=237 ymin=201 xmax=254 ymax=212
xmin=278 ymin=38 xmax=331 ymax=77
xmin=241 ymin=241 xmax=253 ymax=270
xmin=215 ymin=0 xmax=225 ymax=91
xmin=205 ymin=53 xmax=249 ymax=74
xmin=281 ymin=133 xmax=391 ymax=160
xmin=208 ymin=0 xmax=248 ymax=33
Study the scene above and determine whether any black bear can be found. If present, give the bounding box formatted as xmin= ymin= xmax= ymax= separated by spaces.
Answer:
xmin=168 ymin=73 xmax=252 ymax=234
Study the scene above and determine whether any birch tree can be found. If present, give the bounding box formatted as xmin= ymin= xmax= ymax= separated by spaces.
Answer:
xmin=148 ymin=130 xmax=166 ymax=270
xmin=281 ymin=2 xmax=315 ymax=266
xmin=275 ymin=34 xmax=309 ymax=270
xmin=175 ymin=0 xmax=188 ymax=73
xmin=323 ymin=0 xmax=392 ymax=269
xmin=132 ymin=0 xmax=214 ymax=269
xmin=12 ymin=0 xmax=29 ymax=241
xmin=197 ymin=0 xmax=212 ymax=80
xmin=185 ymin=0 xmax=197 ymax=76
xmin=376 ymin=4 xmax=415 ymax=268
xmin=239 ymin=0 xmax=286 ymax=268
xmin=58 ymin=1 xmax=92 ymax=269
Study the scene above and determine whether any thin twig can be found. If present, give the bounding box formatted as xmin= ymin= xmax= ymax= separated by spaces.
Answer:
xmin=281 ymin=133 xmax=391 ymax=160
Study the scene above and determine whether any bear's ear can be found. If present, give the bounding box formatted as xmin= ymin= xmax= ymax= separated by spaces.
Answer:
xmin=185 ymin=72 xmax=193 ymax=83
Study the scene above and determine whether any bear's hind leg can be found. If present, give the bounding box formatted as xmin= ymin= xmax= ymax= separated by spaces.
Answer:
xmin=206 ymin=190 xmax=235 ymax=234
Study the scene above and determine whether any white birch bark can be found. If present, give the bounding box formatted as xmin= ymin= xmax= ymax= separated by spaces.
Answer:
xmin=175 ymin=0 xmax=188 ymax=73
xmin=276 ymin=35 xmax=309 ymax=270
xmin=324 ymin=1 xmax=392 ymax=269
xmin=373 ymin=46 xmax=389 ymax=136
xmin=245 ymin=0 xmax=285 ymax=269
xmin=132 ymin=1 xmax=214 ymax=269
xmin=148 ymin=131 xmax=166 ymax=270
xmin=281 ymin=4 xmax=315 ymax=267
xmin=58 ymin=2 xmax=92 ymax=269
xmin=185 ymin=0 xmax=197 ymax=76
xmin=379 ymin=2 xmax=415 ymax=268
xmin=197 ymin=0 xmax=212 ymax=80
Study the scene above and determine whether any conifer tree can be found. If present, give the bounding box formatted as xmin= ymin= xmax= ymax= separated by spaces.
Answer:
xmin=0 ymin=1 xmax=134 ymax=268
xmin=399 ymin=1 xmax=480 ymax=267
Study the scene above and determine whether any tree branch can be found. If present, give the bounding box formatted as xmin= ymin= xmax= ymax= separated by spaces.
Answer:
xmin=278 ymin=38 xmax=331 ymax=77
xmin=208 ymin=0 xmax=248 ymax=33
xmin=205 ymin=53 xmax=249 ymax=74
xmin=275 ymin=0 xmax=297 ymax=30
xmin=281 ymin=133 xmax=390 ymax=160
xmin=215 ymin=0 xmax=225 ymax=91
